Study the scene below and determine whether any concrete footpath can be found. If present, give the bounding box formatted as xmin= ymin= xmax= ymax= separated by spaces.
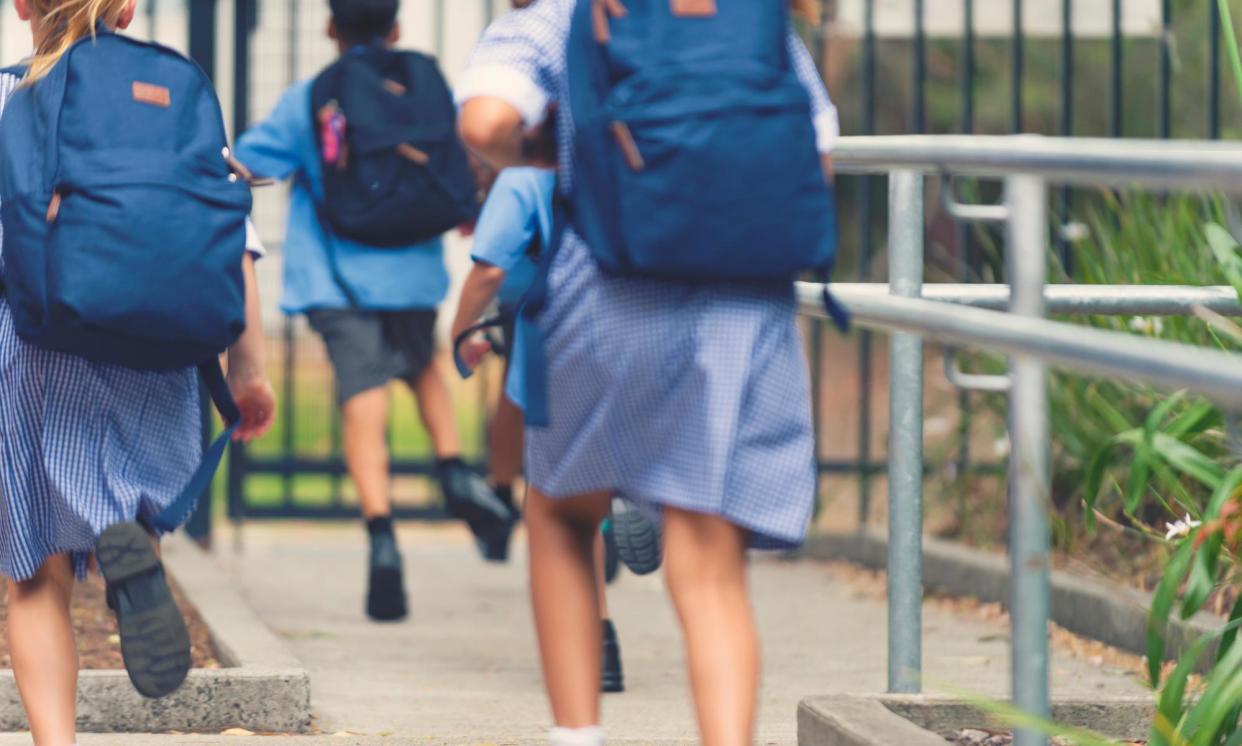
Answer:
xmin=0 ymin=523 xmax=1147 ymax=744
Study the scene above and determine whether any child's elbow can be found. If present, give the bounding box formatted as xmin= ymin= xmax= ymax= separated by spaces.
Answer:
xmin=459 ymin=99 xmax=523 ymax=160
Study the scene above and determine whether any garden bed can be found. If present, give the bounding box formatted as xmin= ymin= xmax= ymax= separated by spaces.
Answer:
xmin=0 ymin=536 xmax=310 ymax=733
xmin=0 ymin=574 xmax=218 ymax=671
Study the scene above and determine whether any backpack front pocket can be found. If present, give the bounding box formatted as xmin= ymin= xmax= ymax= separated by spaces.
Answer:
xmin=45 ymin=172 xmax=249 ymax=365
xmin=600 ymin=74 xmax=835 ymax=282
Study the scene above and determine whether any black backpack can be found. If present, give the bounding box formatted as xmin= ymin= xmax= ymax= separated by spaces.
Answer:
xmin=310 ymin=45 xmax=477 ymax=248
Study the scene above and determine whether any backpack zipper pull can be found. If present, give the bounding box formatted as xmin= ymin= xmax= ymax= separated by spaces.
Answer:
xmin=45 ymin=191 xmax=61 ymax=223
xmin=222 ymin=146 xmax=275 ymax=187
xmin=610 ymin=122 xmax=644 ymax=171
xmin=592 ymin=0 xmax=627 ymax=44
xmin=396 ymin=143 xmax=431 ymax=166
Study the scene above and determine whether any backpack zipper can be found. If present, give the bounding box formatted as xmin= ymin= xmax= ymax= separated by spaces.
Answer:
xmin=610 ymin=122 xmax=644 ymax=171
xmin=45 ymin=192 xmax=61 ymax=223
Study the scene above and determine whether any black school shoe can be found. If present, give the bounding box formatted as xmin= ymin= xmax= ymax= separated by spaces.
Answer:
xmin=601 ymin=619 xmax=624 ymax=693
xmin=96 ymin=522 xmax=191 ymax=699
xmin=437 ymin=460 xmax=518 ymax=562
xmin=367 ymin=531 xmax=408 ymax=621
xmin=612 ymin=499 xmax=663 ymax=576
xmin=477 ymin=495 xmax=522 ymax=563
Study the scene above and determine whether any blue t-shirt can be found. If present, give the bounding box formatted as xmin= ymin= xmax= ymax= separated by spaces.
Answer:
xmin=470 ymin=167 xmax=554 ymax=306
xmin=235 ymin=79 xmax=450 ymax=314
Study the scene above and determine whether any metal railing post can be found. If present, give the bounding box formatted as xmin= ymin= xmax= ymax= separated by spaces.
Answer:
xmin=1006 ymin=174 xmax=1052 ymax=746
xmin=887 ymin=170 xmax=925 ymax=694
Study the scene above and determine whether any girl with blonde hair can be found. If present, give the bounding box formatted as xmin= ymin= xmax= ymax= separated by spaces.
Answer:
xmin=0 ymin=0 xmax=274 ymax=742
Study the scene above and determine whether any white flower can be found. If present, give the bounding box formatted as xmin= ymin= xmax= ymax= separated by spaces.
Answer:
xmin=1165 ymin=514 xmax=1203 ymax=541
xmin=1128 ymin=316 xmax=1165 ymax=336
xmin=1060 ymin=221 xmax=1090 ymax=242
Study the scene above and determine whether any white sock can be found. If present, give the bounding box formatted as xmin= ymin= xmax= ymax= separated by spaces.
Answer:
xmin=549 ymin=725 xmax=605 ymax=746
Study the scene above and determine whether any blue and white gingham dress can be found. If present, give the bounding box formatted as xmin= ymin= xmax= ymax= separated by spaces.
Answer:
xmin=0 ymin=70 xmax=203 ymax=581
xmin=459 ymin=1 xmax=838 ymax=550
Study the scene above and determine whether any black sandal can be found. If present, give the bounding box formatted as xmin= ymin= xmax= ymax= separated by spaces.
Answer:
xmin=96 ymin=522 xmax=191 ymax=699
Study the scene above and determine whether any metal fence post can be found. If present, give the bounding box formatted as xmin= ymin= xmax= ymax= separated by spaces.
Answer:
xmin=1005 ymin=174 xmax=1052 ymax=746
xmin=887 ymin=170 xmax=925 ymax=694
xmin=186 ymin=0 xmax=218 ymax=547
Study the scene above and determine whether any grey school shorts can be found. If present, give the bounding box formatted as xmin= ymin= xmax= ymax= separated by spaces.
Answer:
xmin=306 ymin=308 xmax=437 ymax=404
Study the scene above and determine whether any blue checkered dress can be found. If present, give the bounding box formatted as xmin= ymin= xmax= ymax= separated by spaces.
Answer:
xmin=460 ymin=1 xmax=837 ymax=550
xmin=0 ymin=71 xmax=203 ymax=581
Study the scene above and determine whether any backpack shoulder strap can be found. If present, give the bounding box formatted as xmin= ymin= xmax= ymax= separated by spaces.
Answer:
xmin=148 ymin=360 xmax=240 ymax=533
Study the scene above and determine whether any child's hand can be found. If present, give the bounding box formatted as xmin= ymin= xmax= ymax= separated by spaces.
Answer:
xmin=458 ymin=337 xmax=494 ymax=373
xmin=227 ymin=369 xmax=276 ymax=442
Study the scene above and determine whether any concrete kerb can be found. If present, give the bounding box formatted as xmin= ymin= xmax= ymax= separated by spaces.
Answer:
xmin=801 ymin=527 xmax=1222 ymax=670
xmin=798 ymin=695 xmax=1155 ymax=746
xmin=0 ymin=535 xmax=311 ymax=733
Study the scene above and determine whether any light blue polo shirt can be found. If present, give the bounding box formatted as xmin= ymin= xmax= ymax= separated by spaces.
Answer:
xmin=470 ymin=167 xmax=554 ymax=306
xmin=235 ymin=79 xmax=450 ymax=314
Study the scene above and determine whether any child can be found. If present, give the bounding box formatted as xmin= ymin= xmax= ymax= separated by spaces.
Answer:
xmin=453 ymin=153 xmax=628 ymax=692
xmin=235 ymin=0 xmax=513 ymax=623
xmin=456 ymin=0 xmax=838 ymax=743
xmin=0 ymin=0 xmax=275 ymax=742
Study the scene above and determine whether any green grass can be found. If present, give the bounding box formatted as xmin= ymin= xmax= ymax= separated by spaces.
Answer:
xmin=209 ymin=349 xmax=496 ymax=515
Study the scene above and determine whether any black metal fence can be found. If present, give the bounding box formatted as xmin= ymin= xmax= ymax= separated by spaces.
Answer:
xmin=155 ymin=0 xmax=1238 ymax=531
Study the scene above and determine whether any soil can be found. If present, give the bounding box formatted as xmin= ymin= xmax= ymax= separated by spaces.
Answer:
xmin=0 ymin=573 xmax=220 ymax=670
xmin=946 ymin=729 xmax=1145 ymax=745
xmin=828 ymin=561 xmax=1156 ymax=682
xmin=925 ymin=474 xmax=1241 ymax=619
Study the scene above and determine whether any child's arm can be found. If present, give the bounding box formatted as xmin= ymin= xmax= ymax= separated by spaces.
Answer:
xmin=451 ymin=262 xmax=508 ymax=372
xmin=233 ymin=84 xmax=309 ymax=181
xmin=456 ymin=1 xmax=562 ymax=170
xmin=226 ymin=230 xmax=276 ymax=442
xmin=459 ymin=98 xmax=529 ymax=171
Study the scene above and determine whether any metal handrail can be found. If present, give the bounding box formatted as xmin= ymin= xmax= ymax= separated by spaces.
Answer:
xmin=803 ymin=135 xmax=1242 ymax=746
xmin=798 ymin=285 xmax=1242 ymax=407
xmin=828 ymin=283 xmax=1242 ymax=316
xmin=833 ymin=134 xmax=1242 ymax=189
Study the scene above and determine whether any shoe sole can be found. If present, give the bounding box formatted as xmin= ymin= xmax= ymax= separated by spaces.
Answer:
xmin=478 ymin=524 xmax=514 ymax=563
xmin=447 ymin=495 xmax=514 ymax=530
xmin=612 ymin=502 xmax=663 ymax=576
xmin=367 ymin=566 xmax=408 ymax=621
xmin=96 ymin=522 xmax=191 ymax=699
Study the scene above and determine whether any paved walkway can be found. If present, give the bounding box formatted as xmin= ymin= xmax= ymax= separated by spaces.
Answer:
xmin=1 ymin=523 xmax=1146 ymax=744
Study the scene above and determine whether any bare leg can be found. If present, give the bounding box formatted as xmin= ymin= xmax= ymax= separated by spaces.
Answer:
xmin=663 ymin=508 xmax=759 ymax=746
xmin=488 ymin=394 xmax=524 ymax=489
xmin=409 ymin=362 xmax=461 ymax=459
xmin=526 ymin=488 xmax=611 ymax=727
xmin=8 ymin=554 xmax=77 ymax=746
xmin=593 ymin=532 xmax=609 ymax=620
xmin=342 ymin=386 xmax=392 ymax=519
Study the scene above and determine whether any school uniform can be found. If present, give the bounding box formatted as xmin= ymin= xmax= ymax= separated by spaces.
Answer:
xmin=458 ymin=0 xmax=839 ymax=550
xmin=469 ymin=166 xmax=554 ymax=355
xmin=0 ymin=71 xmax=266 ymax=581
xmin=235 ymin=78 xmax=451 ymax=405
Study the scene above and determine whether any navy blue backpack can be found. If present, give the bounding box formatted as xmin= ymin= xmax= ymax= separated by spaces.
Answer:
xmin=510 ymin=0 xmax=842 ymax=426
xmin=565 ymin=0 xmax=838 ymax=282
xmin=0 ymin=29 xmax=255 ymax=531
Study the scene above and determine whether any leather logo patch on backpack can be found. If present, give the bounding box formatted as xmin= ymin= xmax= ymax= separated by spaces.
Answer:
xmin=671 ymin=0 xmax=716 ymax=17
xmin=132 ymin=82 xmax=171 ymax=108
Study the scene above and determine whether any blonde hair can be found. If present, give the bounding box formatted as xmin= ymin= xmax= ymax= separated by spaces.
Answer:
xmin=25 ymin=0 xmax=131 ymax=83
xmin=791 ymin=0 xmax=821 ymax=26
